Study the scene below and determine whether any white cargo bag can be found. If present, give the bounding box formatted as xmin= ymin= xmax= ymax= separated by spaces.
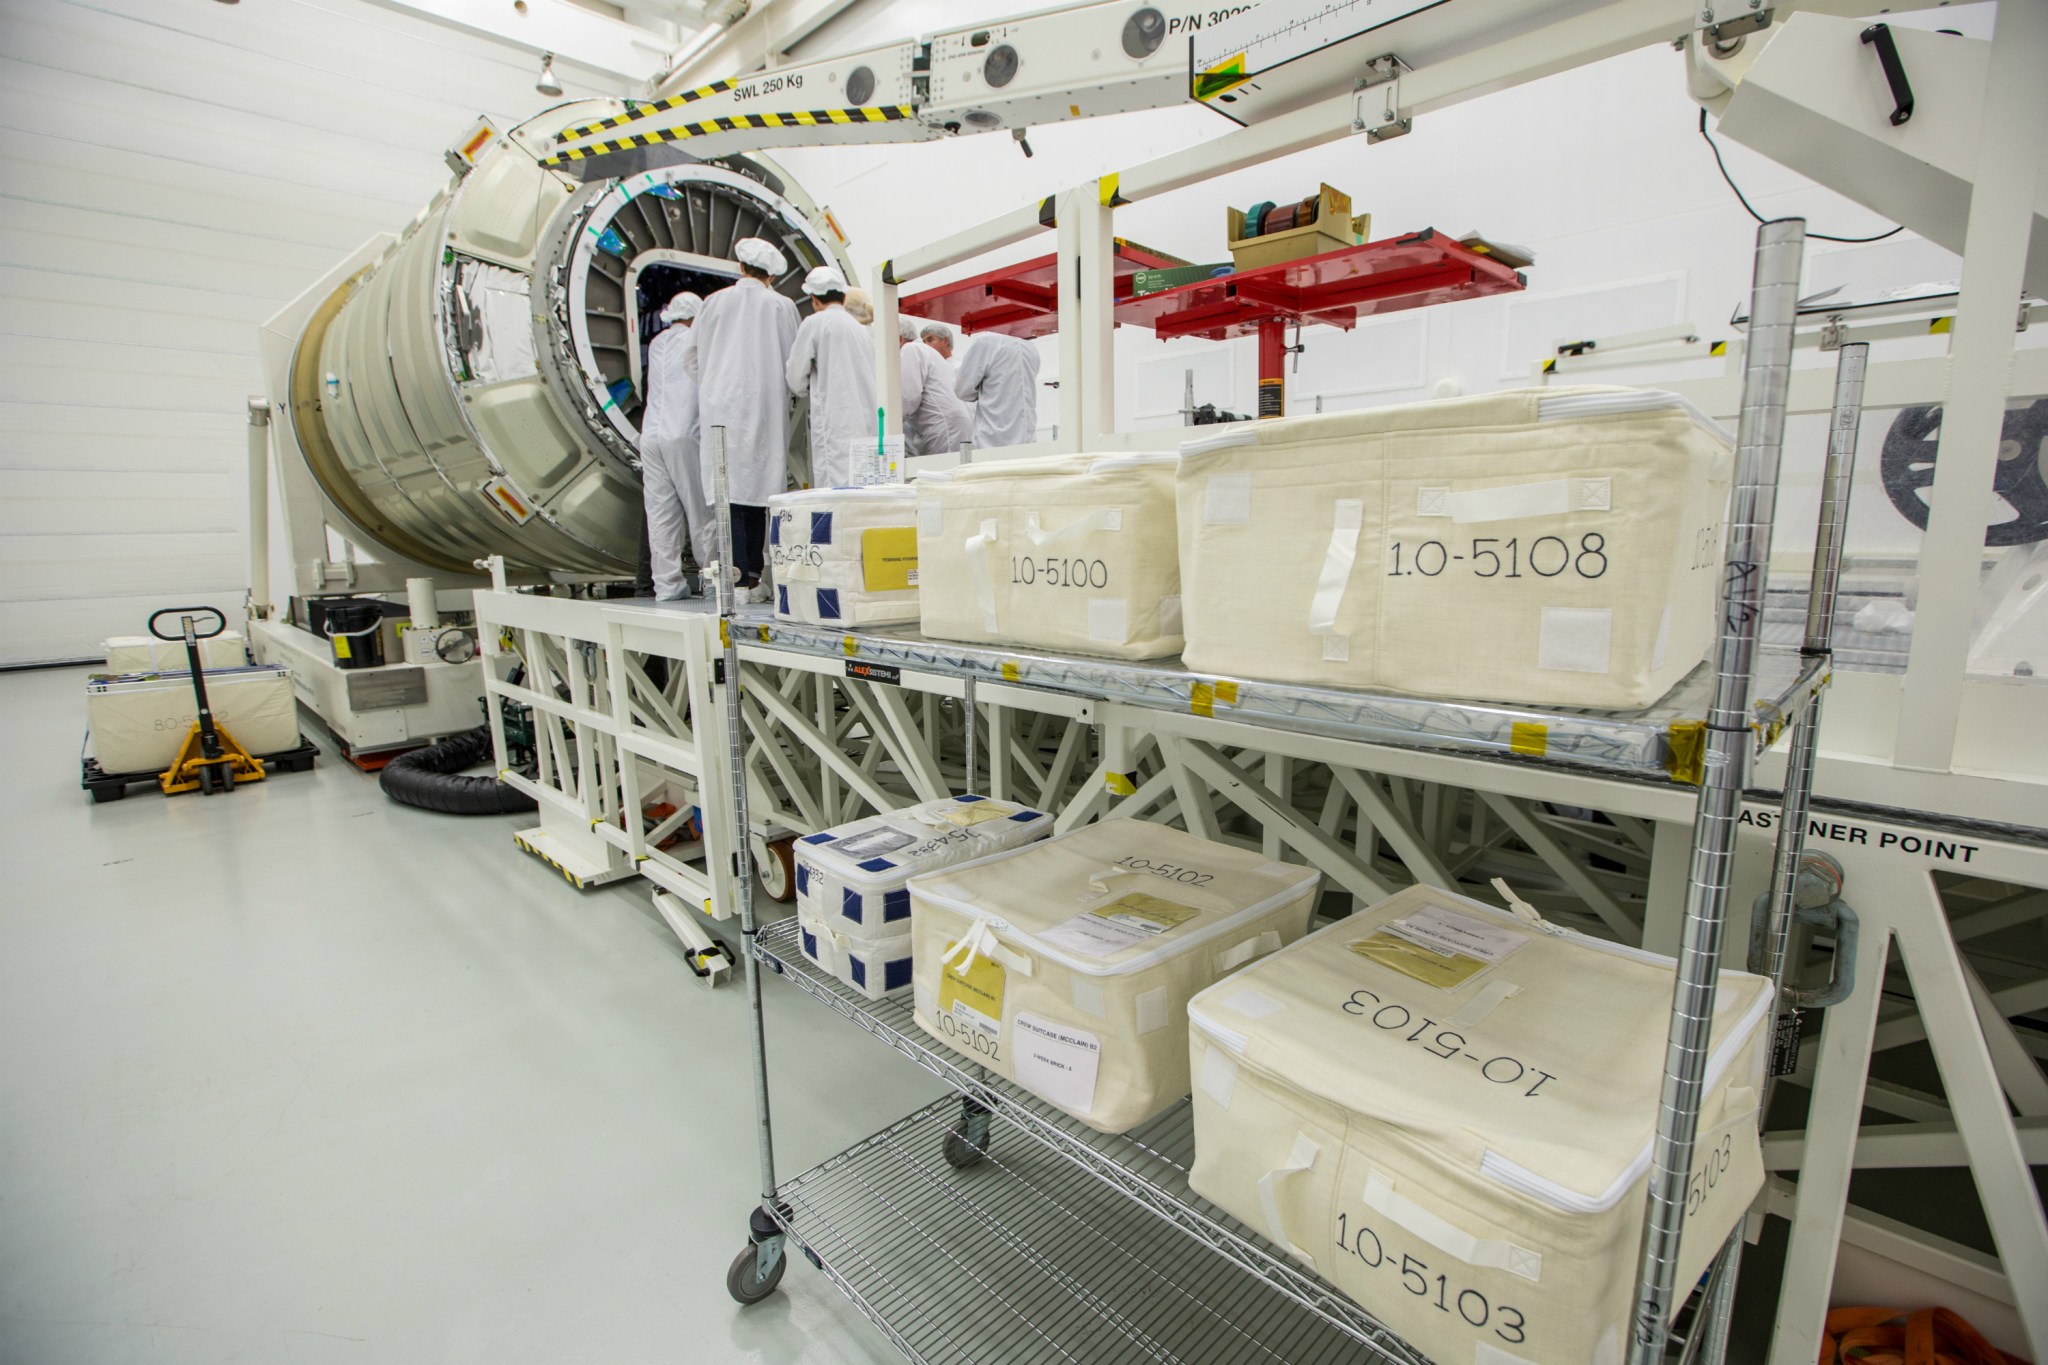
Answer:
xmin=1177 ymin=388 xmax=1733 ymax=708
xmin=912 ymin=822 xmax=1320 ymax=1132
xmin=915 ymin=452 xmax=1183 ymax=660
xmin=1186 ymin=884 xmax=1771 ymax=1365
xmin=797 ymin=911 xmax=915 ymax=1001
xmin=768 ymin=486 xmax=921 ymax=628
xmin=86 ymin=665 xmax=300 ymax=774
xmin=795 ymin=795 xmax=1055 ymax=949
xmin=104 ymin=632 xmax=246 ymax=673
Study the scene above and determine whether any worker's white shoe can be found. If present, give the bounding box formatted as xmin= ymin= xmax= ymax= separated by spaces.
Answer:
xmin=738 ymin=582 xmax=774 ymax=606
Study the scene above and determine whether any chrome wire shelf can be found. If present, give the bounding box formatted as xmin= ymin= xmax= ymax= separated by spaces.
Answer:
xmin=756 ymin=917 xmax=1429 ymax=1363
xmin=731 ymin=606 xmax=1822 ymax=784
xmin=776 ymin=1097 xmax=1399 ymax=1365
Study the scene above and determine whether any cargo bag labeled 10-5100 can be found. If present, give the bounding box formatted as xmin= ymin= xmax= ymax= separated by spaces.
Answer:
xmin=914 ymin=451 xmax=1184 ymax=661
xmin=1186 ymin=884 xmax=1772 ymax=1365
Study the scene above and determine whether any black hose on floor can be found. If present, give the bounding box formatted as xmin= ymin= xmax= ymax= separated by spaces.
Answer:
xmin=378 ymin=724 xmax=536 ymax=816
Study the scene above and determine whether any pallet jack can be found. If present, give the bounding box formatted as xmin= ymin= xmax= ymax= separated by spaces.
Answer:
xmin=150 ymin=607 xmax=266 ymax=796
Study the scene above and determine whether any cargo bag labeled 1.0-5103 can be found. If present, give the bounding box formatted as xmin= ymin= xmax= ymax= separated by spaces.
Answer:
xmin=1186 ymin=884 xmax=1772 ymax=1365
xmin=912 ymin=822 xmax=1320 ymax=1133
xmin=795 ymin=795 xmax=1054 ymax=1001
xmin=1176 ymin=387 xmax=1734 ymax=708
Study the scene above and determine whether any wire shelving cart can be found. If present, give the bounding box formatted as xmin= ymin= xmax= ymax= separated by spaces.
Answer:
xmin=709 ymin=217 xmax=1865 ymax=1365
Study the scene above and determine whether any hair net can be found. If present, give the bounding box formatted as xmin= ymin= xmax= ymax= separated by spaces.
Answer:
xmin=898 ymin=317 xmax=920 ymax=342
xmin=733 ymin=237 xmax=787 ymax=275
xmin=660 ymin=291 xmax=702 ymax=323
xmin=802 ymin=265 xmax=849 ymax=296
xmin=919 ymin=322 xmax=953 ymax=345
xmin=843 ymin=288 xmax=874 ymax=325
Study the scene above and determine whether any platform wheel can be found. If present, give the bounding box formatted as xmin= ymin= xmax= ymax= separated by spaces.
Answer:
xmin=727 ymin=1241 xmax=786 ymax=1304
xmin=755 ymin=835 xmax=798 ymax=903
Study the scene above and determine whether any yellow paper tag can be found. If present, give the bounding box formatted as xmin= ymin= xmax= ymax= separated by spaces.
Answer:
xmin=334 ymin=635 xmax=351 ymax=660
xmin=1350 ymin=931 xmax=1491 ymax=990
xmin=1092 ymin=892 xmax=1199 ymax=935
xmin=939 ymin=946 xmax=1005 ymax=1034
xmin=861 ymin=526 xmax=919 ymax=592
xmin=940 ymin=802 xmax=1014 ymax=827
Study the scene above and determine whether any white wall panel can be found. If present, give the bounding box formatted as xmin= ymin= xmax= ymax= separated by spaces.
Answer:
xmin=0 ymin=0 xmax=625 ymax=665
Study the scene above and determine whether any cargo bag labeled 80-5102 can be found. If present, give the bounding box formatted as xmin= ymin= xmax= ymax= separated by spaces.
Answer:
xmin=1186 ymin=884 xmax=1772 ymax=1365
xmin=1176 ymin=388 xmax=1734 ymax=709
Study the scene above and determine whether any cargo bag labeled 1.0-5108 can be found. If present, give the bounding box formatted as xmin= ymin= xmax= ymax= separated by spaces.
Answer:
xmin=1186 ymin=884 xmax=1772 ymax=1365
xmin=795 ymin=795 xmax=1054 ymax=1001
xmin=1176 ymin=387 xmax=1734 ymax=708
xmin=768 ymin=485 xmax=921 ymax=628
xmin=912 ymin=821 xmax=1320 ymax=1133
xmin=914 ymin=451 xmax=1183 ymax=661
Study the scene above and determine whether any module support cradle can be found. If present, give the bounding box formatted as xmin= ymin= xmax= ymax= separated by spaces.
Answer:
xmin=719 ymin=219 xmax=1847 ymax=1365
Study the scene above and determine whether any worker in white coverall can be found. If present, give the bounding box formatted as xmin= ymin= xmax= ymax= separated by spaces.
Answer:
xmin=639 ymin=292 xmax=712 ymax=600
xmin=786 ymin=266 xmax=876 ymax=489
xmin=684 ymin=237 xmax=799 ymax=602
xmin=898 ymin=318 xmax=974 ymax=457
xmin=955 ymin=329 xmax=1041 ymax=450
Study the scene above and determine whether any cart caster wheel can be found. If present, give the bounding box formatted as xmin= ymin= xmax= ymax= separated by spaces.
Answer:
xmin=727 ymin=1242 xmax=786 ymax=1304
xmin=942 ymin=1126 xmax=990 ymax=1169
xmin=755 ymin=835 xmax=797 ymax=903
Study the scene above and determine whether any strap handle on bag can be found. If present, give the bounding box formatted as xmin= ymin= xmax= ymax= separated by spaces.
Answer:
xmin=1363 ymin=1171 xmax=1544 ymax=1283
xmin=940 ymin=916 xmax=1034 ymax=979
xmin=964 ymin=518 xmax=1001 ymax=632
xmin=1024 ymin=506 xmax=1121 ymax=547
xmin=1257 ymin=1132 xmax=1323 ymax=1267
xmin=1307 ymin=499 xmax=1365 ymax=636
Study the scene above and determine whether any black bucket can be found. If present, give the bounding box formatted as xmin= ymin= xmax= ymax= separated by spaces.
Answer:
xmin=323 ymin=598 xmax=386 ymax=669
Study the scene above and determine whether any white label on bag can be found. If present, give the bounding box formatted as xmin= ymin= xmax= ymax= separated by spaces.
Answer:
xmin=830 ymin=827 xmax=917 ymax=859
xmin=1014 ymin=1013 xmax=1099 ymax=1112
xmin=1387 ymin=905 xmax=1530 ymax=964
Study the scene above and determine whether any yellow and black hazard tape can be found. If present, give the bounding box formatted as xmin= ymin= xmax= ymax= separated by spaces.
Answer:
xmin=513 ymin=833 xmax=586 ymax=889
xmin=543 ymin=105 xmax=918 ymax=168
xmin=559 ymin=82 xmax=739 ymax=141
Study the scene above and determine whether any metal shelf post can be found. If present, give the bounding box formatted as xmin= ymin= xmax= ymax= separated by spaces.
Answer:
xmin=1691 ymin=341 xmax=1871 ymax=1362
xmin=1626 ymin=217 xmax=1806 ymax=1365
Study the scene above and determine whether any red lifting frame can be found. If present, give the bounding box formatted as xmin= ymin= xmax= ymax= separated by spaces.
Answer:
xmin=1114 ymin=229 xmax=1525 ymax=341
xmin=901 ymin=239 xmax=1187 ymax=340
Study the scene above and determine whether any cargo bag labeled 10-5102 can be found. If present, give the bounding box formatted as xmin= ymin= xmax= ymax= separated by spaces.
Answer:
xmin=912 ymin=822 xmax=1320 ymax=1133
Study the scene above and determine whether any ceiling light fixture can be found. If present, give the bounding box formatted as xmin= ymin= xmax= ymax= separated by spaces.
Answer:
xmin=535 ymin=52 xmax=564 ymax=97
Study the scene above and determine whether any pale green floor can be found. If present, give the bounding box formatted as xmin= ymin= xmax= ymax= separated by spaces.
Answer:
xmin=0 ymin=666 xmax=936 ymax=1365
